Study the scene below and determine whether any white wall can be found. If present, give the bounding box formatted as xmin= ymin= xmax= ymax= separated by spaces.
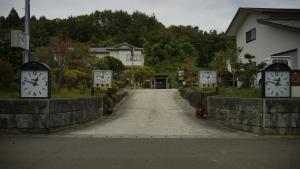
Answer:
xmin=94 ymin=53 xmax=109 ymax=59
xmin=236 ymin=14 xmax=300 ymax=69
xmin=93 ymin=50 xmax=144 ymax=67
xmin=118 ymin=50 xmax=144 ymax=67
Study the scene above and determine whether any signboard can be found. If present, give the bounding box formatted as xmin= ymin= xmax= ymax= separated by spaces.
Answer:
xmin=292 ymin=70 xmax=300 ymax=86
xmin=92 ymin=70 xmax=113 ymax=88
xmin=11 ymin=30 xmax=29 ymax=50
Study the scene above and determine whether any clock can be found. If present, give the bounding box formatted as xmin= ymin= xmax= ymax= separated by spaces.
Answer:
xmin=262 ymin=63 xmax=291 ymax=98
xmin=92 ymin=70 xmax=113 ymax=88
xmin=20 ymin=62 xmax=51 ymax=98
xmin=199 ymin=71 xmax=218 ymax=87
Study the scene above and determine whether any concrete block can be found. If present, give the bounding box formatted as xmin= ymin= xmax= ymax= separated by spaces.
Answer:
xmin=16 ymin=114 xmax=33 ymax=128
xmin=278 ymin=113 xmax=291 ymax=127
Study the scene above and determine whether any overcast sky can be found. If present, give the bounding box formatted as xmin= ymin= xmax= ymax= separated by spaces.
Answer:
xmin=1 ymin=0 xmax=300 ymax=32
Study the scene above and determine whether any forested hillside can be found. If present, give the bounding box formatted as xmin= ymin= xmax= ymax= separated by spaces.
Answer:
xmin=0 ymin=8 xmax=236 ymax=89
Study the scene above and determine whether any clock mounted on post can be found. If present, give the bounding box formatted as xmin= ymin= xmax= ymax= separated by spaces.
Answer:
xmin=262 ymin=63 xmax=291 ymax=98
xmin=92 ymin=70 xmax=113 ymax=88
xmin=20 ymin=62 xmax=51 ymax=98
xmin=198 ymin=71 xmax=218 ymax=92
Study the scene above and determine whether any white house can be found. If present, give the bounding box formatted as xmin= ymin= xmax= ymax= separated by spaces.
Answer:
xmin=89 ymin=43 xmax=145 ymax=67
xmin=226 ymin=8 xmax=300 ymax=69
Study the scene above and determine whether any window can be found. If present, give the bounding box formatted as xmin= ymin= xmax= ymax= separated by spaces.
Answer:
xmin=126 ymin=54 xmax=141 ymax=61
xmin=246 ymin=28 xmax=256 ymax=43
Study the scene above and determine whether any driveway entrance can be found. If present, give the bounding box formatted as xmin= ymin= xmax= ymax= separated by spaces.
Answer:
xmin=65 ymin=89 xmax=248 ymax=138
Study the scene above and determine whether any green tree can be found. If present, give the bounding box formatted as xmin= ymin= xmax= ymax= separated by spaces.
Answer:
xmin=239 ymin=53 xmax=258 ymax=88
xmin=0 ymin=59 xmax=15 ymax=88
xmin=134 ymin=66 xmax=155 ymax=84
xmin=93 ymin=56 xmax=125 ymax=79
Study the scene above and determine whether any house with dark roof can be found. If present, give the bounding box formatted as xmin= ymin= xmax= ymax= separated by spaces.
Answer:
xmin=226 ymin=8 xmax=300 ymax=70
xmin=89 ymin=43 xmax=145 ymax=67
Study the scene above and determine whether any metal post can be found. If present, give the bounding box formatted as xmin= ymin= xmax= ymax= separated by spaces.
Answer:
xmin=131 ymin=48 xmax=135 ymax=89
xmin=24 ymin=0 xmax=30 ymax=64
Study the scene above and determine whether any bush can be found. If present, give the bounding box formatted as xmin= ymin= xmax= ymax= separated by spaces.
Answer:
xmin=64 ymin=69 xmax=90 ymax=89
xmin=0 ymin=59 xmax=15 ymax=88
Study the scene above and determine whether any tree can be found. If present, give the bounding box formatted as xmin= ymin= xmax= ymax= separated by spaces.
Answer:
xmin=133 ymin=66 xmax=155 ymax=85
xmin=0 ymin=59 xmax=15 ymax=88
xmin=93 ymin=56 xmax=125 ymax=79
xmin=5 ymin=8 xmax=21 ymax=28
xmin=238 ymin=53 xmax=258 ymax=88
xmin=49 ymin=39 xmax=72 ymax=92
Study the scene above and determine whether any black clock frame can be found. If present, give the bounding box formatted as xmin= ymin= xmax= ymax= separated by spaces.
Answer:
xmin=261 ymin=63 xmax=291 ymax=98
xmin=20 ymin=61 xmax=51 ymax=99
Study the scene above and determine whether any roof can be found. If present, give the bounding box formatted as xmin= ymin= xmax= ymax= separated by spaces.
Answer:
xmin=88 ymin=48 xmax=108 ymax=53
xmin=89 ymin=43 xmax=143 ymax=53
xmin=112 ymin=43 xmax=143 ymax=51
xmin=226 ymin=7 xmax=300 ymax=36
xmin=257 ymin=19 xmax=300 ymax=33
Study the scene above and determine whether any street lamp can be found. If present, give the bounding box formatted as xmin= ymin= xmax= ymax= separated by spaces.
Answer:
xmin=130 ymin=47 xmax=135 ymax=89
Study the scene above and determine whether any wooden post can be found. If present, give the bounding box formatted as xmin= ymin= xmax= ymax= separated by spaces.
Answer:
xmin=91 ymin=87 xmax=95 ymax=96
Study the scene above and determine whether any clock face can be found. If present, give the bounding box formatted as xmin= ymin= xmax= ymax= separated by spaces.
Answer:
xmin=93 ymin=70 xmax=112 ymax=88
xmin=265 ymin=71 xmax=290 ymax=97
xmin=199 ymin=71 xmax=217 ymax=84
xmin=21 ymin=70 xmax=49 ymax=97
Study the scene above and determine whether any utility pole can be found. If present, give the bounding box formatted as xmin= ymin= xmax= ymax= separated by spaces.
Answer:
xmin=24 ymin=0 xmax=30 ymax=64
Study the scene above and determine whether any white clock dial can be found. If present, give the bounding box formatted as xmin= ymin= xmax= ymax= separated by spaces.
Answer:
xmin=265 ymin=71 xmax=290 ymax=97
xmin=93 ymin=70 xmax=112 ymax=88
xmin=21 ymin=70 xmax=48 ymax=97
xmin=199 ymin=71 xmax=217 ymax=84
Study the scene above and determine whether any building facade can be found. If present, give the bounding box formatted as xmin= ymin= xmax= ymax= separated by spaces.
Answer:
xmin=89 ymin=43 xmax=145 ymax=67
xmin=226 ymin=8 xmax=300 ymax=69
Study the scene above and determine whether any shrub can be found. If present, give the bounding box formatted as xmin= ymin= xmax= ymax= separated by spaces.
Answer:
xmin=0 ymin=59 xmax=15 ymax=88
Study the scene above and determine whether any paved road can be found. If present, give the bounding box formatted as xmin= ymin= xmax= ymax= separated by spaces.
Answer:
xmin=1 ymin=136 xmax=300 ymax=169
xmin=1 ymin=89 xmax=300 ymax=169
xmin=64 ymin=89 xmax=248 ymax=138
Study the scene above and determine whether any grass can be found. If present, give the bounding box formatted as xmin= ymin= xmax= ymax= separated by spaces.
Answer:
xmin=218 ymin=87 xmax=261 ymax=98
xmin=0 ymin=87 xmax=107 ymax=99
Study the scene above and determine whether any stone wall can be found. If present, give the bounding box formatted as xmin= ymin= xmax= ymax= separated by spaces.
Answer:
xmin=179 ymin=88 xmax=216 ymax=107
xmin=0 ymin=97 xmax=103 ymax=133
xmin=179 ymin=89 xmax=300 ymax=135
xmin=207 ymin=96 xmax=300 ymax=135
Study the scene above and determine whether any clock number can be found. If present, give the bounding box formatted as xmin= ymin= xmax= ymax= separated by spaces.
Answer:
xmin=33 ymin=71 xmax=37 ymax=76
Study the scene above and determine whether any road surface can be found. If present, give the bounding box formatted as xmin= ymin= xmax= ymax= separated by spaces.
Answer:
xmin=1 ymin=89 xmax=299 ymax=169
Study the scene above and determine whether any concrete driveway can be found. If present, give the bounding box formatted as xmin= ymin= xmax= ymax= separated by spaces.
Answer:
xmin=64 ymin=89 xmax=250 ymax=138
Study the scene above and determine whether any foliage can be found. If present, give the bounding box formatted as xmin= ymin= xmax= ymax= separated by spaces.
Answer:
xmin=218 ymin=87 xmax=260 ymax=97
xmin=238 ymin=53 xmax=258 ymax=88
xmin=63 ymin=69 xmax=89 ymax=89
xmin=0 ymin=59 xmax=15 ymax=88
xmin=133 ymin=66 xmax=155 ymax=83
xmin=93 ymin=56 xmax=125 ymax=79
xmin=107 ymin=80 xmax=126 ymax=94
xmin=0 ymin=8 xmax=236 ymax=96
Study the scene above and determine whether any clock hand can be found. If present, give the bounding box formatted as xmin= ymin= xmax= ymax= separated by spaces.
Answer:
xmin=24 ymin=80 xmax=35 ymax=85
xmin=33 ymin=77 xmax=39 ymax=86
xmin=266 ymin=81 xmax=280 ymax=85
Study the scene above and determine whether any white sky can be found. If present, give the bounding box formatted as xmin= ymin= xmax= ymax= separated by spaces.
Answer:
xmin=1 ymin=0 xmax=300 ymax=32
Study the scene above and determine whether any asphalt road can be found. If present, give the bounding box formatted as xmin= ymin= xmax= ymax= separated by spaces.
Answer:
xmin=1 ymin=89 xmax=300 ymax=169
xmin=1 ymin=136 xmax=300 ymax=169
